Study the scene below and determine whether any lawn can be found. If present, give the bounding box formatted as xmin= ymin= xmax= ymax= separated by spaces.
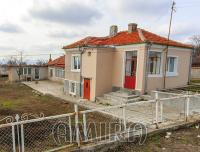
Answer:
xmin=0 ymin=78 xmax=77 ymax=120
xmin=0 ymin=78 xmax=119 ymax=151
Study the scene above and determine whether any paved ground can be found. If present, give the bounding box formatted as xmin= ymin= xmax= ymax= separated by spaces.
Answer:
xmin=23 ymin=81 xmax=200 ymax=129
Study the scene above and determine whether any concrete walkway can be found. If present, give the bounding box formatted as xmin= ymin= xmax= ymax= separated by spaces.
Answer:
xmin=23 ymin=81 xmax=199 ymax=128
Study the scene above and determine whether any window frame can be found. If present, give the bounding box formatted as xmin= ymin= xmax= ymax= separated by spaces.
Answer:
xmin=166 ymin=56 xmax=178 ymax=77
xmin=148 ymin=50 xmax=163 ymax=77
xmin=71 ymin=54 xmax=80 ymax=72
xmin=69 ymin=81 xmax=76 ymax=95
xmin=49 ymin=68 xmax=54 ymax=77
xmin=23 ymin=67 xmax=28 ymax=75
xmin=55 ymin=68 xmax=65 ymax=78
xmin=28 ymin=68 xmax=32 ymax=75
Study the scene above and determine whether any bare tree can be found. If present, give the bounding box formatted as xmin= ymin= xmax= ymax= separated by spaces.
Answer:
xmin=191 ymin=35 xmax=200 ymax=56
xmin=35 ymin=59 xmax=48 ymax=66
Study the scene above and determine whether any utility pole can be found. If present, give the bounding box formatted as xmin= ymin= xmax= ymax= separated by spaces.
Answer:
xmin=18 ymin=51 xmax=23 ymax=81
xmin=20 ymin=51 xmax=23 ymax=65
xmin=163 ymin=1 xmax=176 ymax=89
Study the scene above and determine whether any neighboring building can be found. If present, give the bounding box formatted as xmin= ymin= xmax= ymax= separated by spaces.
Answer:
xmin=48 ymin=55 xmax=65 ymax=83
xmin=63 ymin=23 xmax=193 ymax=101
xmin=8 ymin=65 xmax=48 ymax=82
xmin=0 ymin=65 xmax=8 ymax=77
xmin=191 ymin=55 xmax=200 ymax=80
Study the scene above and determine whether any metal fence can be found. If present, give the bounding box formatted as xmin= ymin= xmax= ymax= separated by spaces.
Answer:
xmin=0 ymin=92 xmax=200 ymax=152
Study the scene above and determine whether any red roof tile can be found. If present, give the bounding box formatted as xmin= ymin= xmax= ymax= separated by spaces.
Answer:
xmin=63 ymin=29 xmax=193 ymax=49
xmin=48 ymin=55 xmax=65 ymax=68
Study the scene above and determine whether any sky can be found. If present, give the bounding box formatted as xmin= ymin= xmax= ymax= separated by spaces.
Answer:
xmin=0 ymin=0 xmax=199 ymax=62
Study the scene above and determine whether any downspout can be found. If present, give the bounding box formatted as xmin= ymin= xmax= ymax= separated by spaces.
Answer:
xmin=144 ymin=42 xmax=152 ymax=94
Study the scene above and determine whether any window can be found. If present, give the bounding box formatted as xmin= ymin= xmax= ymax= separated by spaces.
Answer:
xmin=167 ymin=57 xmax=178 ymax=76
xmin=148 ymin=51 xmax=162 ymax=75
xmin=69 ymin=81 xmax=76 ymax=95
xmin=50 ymin=69 xmax=53 ymax=77
xmin=23 ymin=68 xmax=27 ymax=75
xmin=55 ymin=68 xmax=65 ymax=78
xmin=71 ymin=55 xmax=80 ymax=71
xmin=125 ymin=51 xmax=137 ymax=76
xmin=22 ymin=67 xmax=31 ymax=75
xmin=28 ymin=68 xmax=31 ymax=75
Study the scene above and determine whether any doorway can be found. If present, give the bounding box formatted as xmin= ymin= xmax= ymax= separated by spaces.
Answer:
xmin=35 ymin=68 xmax=40 ymax=80
xmin=124 ymin=51 xmax=137 ymax=89
xmin=83 ymin=78 xmax=90 ymax=100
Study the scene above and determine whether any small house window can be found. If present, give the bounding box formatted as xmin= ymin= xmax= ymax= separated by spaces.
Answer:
xmin=28 ymin=68 xmax=31 ymax=75
xmin=69 ymin=81 xmax=76 ymax=95
xmin=167 ymin=57 xmax=178 ymax=76
xmin=50 ymin=69 xmax=53 ymax=77
xmin=71 ymin=55 xmax=80 ymax=71
xmin=55 ymin=68 xmax=65 ymax=78
xmin=23 ymin=68 xmax=28 ymax=75
xmin=148 ymin=51 xmax=162 ymax=75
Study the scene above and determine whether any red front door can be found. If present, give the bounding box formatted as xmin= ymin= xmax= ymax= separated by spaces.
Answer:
xmin=84 ymin=78 xmax=90 ymax=100
xmin=124 ymin=51 xmax=137 ymax=89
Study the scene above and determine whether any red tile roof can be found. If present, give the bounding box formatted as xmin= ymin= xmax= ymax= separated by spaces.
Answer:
xmin=48 ymin=55 xmax=65 ymax=68
xmin=63 ymin=29 xmax=193 ymax=49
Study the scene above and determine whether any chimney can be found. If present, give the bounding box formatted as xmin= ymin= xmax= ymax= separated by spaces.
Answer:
xmin=109 ymin=25 xmax=118 ymax=37
xmin=128 ymin=23 xmax=137 ymax=33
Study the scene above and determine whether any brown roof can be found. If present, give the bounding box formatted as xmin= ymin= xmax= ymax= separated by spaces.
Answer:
xmin=63 ymin=29 xmax=193 ymax=49
xmin=48 ymin=55 xmax=65 ymax=68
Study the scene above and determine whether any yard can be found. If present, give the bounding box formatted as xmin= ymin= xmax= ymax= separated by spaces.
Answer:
xmin=0 ymin=78 xmax=77 ymax=120
xmin=109 ymin=126 xmax=200 ymax=152
xmin=0 ymin=78 xmax=120 ymax=151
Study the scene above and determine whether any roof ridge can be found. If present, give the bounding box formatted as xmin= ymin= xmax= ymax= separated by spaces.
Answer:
xmin=137 ymin=28 xmax=146 ymax=42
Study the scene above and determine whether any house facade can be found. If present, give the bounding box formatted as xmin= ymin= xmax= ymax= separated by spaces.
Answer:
xmin=8 ymin=65 xmax=48 ymax=82
xmin=48 ymin=55 xmax=65 ymax=83
xmin=0 ymin=65 xmax=8 ymax=77
xmin=63 ymin=23 xmax=193 ymax=101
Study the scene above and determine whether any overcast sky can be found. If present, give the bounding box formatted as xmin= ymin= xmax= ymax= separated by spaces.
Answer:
xmin=0 ymin=0 xmax=199 ymax=62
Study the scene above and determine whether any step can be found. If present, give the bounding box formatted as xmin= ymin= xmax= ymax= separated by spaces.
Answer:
xmin=96 ymin=97 xmax=123 ymax=106
xmin=126 ymin=97 xmax=142 ymax=103
xmin=110 ymin=92 xmax=139 ymax=99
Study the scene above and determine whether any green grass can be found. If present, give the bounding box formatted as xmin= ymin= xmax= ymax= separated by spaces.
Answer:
xmin=191 ymin=80 xmax=200 ymax=83
xmin=150 ymin=135 xmax=161 ymax=148
xmin=1 ymin=101 xmax=15 ymax=109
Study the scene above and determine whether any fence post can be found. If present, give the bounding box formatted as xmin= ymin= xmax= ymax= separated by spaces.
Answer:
xmin=15 ymin=114 xmax=21 ymax=152
xmin=12 ymin=125 xmax=16 ymax=152
xmin=74 ymin=104 xmax=80 ymax=147
xmin=160 ymin=100 xmax=163 ymax=123
xmin=83 ymin=113 xmax=88 ymax=142
xmin=122 ymin=105 xmax=126 ymax=131
xmin=155 ymin=92 xmax=159 ymax=125
xmin=68 ymin=116 xmax=72 ymax=143
xmin=186 ymin=96 xmax=190 ymax=122
xmin=21 ymin=124 xmax=25 ymax=152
